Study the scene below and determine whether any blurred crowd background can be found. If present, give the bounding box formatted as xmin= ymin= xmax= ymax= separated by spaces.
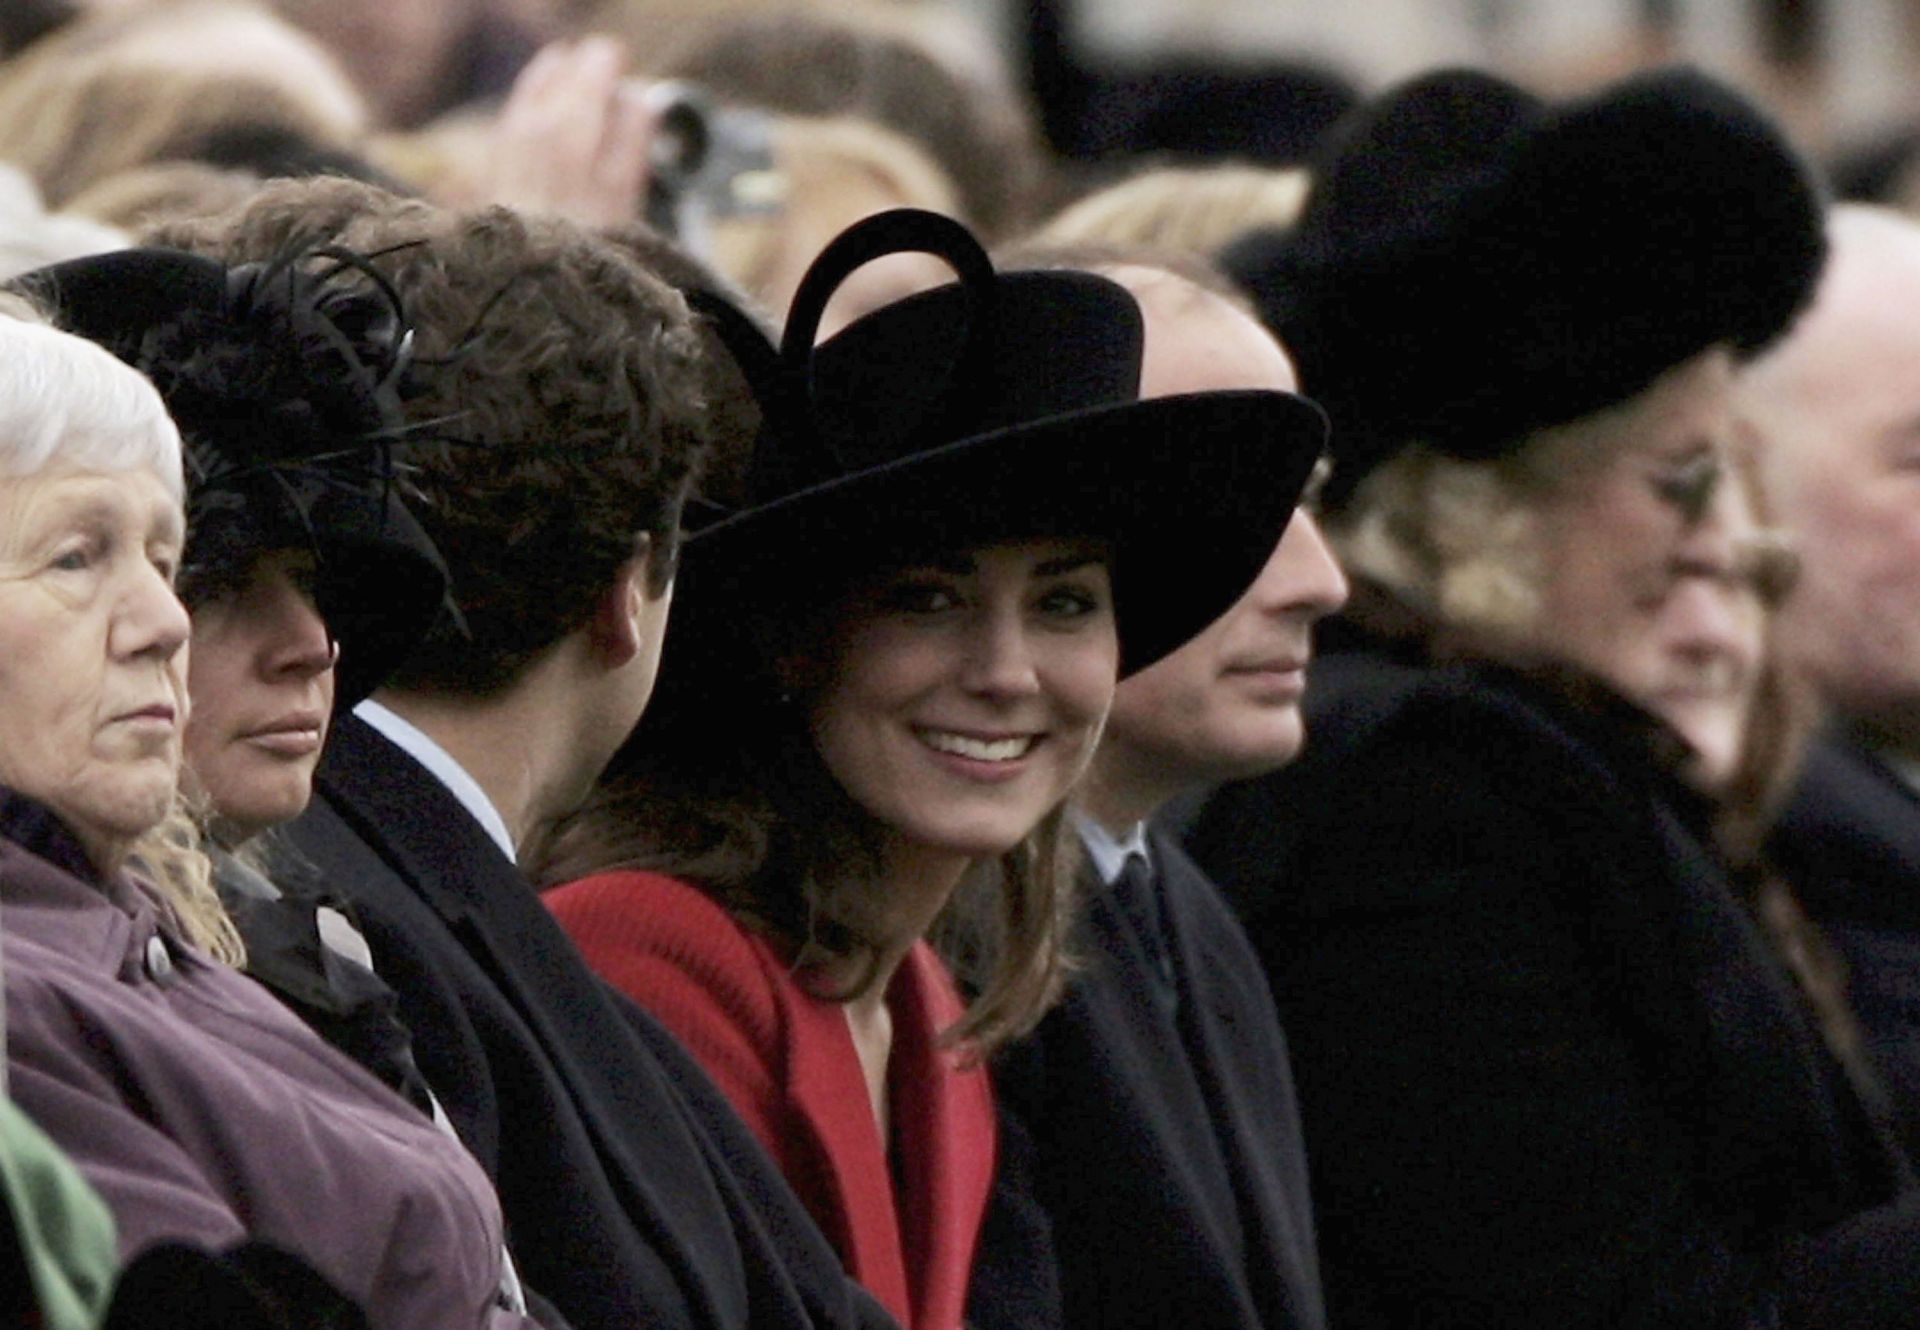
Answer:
xmin=9 ymin=0 xmax=1920 ymax=315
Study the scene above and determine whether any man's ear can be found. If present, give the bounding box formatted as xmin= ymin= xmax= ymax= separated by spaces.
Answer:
xmin=587 ymin=534 xmax=663 ymax=666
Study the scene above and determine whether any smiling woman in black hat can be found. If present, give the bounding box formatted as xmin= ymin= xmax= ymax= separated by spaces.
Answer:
xmin=537 ymin=209 xmax=1326 ymax=1330
xmin=1186 ymin=68 xmax=1920 ymax=1329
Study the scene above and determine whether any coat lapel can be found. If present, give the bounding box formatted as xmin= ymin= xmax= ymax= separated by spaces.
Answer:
xmin=1775 ymin=734 xmax=1920 ymax=921
xmin=778 ymin=972 xmax=911 ymax=1322
xmin=312 ymin=715 xmax=749 ymax=1325
xmin=885 ymin=946 xmax=993 ymax=1330
xmin=777 ymin=942 xmax=991 ymax=1330
xmin=1149 ymin=835 xmax=1326 ymax=1330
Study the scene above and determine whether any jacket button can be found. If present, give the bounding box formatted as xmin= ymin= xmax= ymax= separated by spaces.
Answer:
xmin=144 ymin=935 xmax=174 ymax=982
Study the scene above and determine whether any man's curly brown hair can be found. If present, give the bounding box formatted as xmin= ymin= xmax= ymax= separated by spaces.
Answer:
xmin=153 ymin=177 xmax=714 ymax=695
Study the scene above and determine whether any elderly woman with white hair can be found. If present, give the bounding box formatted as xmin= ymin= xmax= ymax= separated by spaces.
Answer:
xmin=0 ymin=299 xmax=543 ymax=1330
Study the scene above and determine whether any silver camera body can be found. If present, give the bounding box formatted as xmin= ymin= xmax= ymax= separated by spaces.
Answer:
xmin=639 ymin=81 xmax=781 ymax=253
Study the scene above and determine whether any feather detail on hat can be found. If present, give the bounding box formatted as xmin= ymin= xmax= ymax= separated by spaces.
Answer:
xmin=14 ymin=244 xmax=452 ymax=706
xmin=138 ymin=246 xmax=414 ymax=495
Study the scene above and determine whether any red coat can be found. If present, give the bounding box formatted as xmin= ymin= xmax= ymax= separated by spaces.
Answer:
xmin=547 ymin=870 xmax=995 ymax=1330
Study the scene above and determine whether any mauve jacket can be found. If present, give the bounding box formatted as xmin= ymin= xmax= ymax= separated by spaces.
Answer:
xmin=0 ymin=788 xmax=539 ymax=1330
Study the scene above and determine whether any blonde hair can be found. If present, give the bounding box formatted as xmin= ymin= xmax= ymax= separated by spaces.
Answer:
xmin=1034 ymin=165 xmax=1311 ymax=257
xmin=64 ymin=161 xmax=265 ymax=236
xmin=127 ymin=799 xmax=246 ymax=966
xmin=706 ymin=114 xmax=962 ymax=316
xmin=0 ymin=1 xmax=365 ymax=208
xmin=1336 ymin=351 xmax=1736 ymax=638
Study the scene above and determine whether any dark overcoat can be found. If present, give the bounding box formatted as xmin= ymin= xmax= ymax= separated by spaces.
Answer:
xmin=1185 ymin=639 xmax=1920 ymax=1329
xmin=1773 ymin=731 xmax=1920 ymax=1157
xmin=968 ymin=832 xmax=1325 ymax=1330
xmin=284 ymin=714 xmax=896 ymax=1330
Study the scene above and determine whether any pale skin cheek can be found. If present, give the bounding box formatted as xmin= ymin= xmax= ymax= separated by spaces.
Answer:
xmin=1793 ymin=490 xmax=1920 ymax=667
xmin=1059 ymin=675 xmax=1118 ymax=781
xmin=0 ymin=667 xmax=102 ymax=792
xmin=0 ymin=727 xmax=174 ymax=839
xmin=1841 ymin=565 xmax=1920 ymax=677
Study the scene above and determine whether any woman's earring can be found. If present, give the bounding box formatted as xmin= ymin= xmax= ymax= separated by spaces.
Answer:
xmin=325 ymin=639 xmax=343 ymax=668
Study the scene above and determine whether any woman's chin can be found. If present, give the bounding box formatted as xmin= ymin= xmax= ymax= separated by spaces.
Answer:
xmin=52 ymin=781 xmax=179 ymax=868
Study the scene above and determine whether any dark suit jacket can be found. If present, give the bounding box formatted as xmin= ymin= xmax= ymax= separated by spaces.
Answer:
xmin=1186 ymin=649 xmax=1920 ymax=1330
xmin=1773 ymin=732 xmax=1920 ymax=1157
xmin=285 ymin=714 xmax=896 ymax=1330
xmin=969 ymin=832 xmax=1324 ymax=1330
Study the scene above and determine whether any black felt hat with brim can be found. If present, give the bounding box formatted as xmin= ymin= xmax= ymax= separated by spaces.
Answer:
xmin=673 ymin=208 xmax=1329 ymax=697
xmin=18 ymin=246 xmax=450 ymax=708
xmin=1222 ymin=66 xmax=1827 ymax=510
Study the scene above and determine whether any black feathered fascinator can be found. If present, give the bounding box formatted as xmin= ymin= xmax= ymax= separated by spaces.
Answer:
xmin=1223 ymin=66 xmax=1827 ymax=510
xmin=17 ymin=246 xmax=450 ymax=707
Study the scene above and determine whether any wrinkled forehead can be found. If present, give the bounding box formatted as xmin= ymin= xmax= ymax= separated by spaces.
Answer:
xmin=0 ymin=465 xmax=186 ymax=560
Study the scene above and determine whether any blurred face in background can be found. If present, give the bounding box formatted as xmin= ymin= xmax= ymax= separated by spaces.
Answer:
xmin=1531 ymin=354 xmax=1769 ymax=791
xmin=271 ymin=0 xmax=477 ymax=127
xmin=1741 ymin=207 xmax=1920 ymax=753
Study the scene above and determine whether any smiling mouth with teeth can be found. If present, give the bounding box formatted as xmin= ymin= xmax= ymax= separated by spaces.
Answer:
xmin=916 ymin=729 xmax=1039 ymax=762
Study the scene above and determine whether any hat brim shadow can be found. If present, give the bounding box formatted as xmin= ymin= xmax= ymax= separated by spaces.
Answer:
xmin=640 ymin=387 xmax=1327 ymax=747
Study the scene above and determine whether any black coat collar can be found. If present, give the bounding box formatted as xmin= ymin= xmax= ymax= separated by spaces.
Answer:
xmin=1773 ymin=728 xmax=1920 ymax=926
xmin=310 ymin=713 xmax=755 ymax=1326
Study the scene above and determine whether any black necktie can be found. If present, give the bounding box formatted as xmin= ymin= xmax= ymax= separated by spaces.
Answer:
xmin=1112 ymin=852 xmax=1179 ymax=1016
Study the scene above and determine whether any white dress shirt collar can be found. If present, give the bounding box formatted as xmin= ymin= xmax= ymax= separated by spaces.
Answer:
xmin=354 ymin=699 xmax=518 ymax=864
xmin=1073 ymin=810 xmax=1151 ymax=888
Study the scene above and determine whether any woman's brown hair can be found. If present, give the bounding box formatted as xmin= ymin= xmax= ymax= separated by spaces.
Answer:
xmin=535 ymin=569 xmax=1080 ymax=1056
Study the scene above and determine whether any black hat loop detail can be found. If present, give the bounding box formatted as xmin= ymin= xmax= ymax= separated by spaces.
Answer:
xmin=775 ymin=208 xmax=996 ymax=488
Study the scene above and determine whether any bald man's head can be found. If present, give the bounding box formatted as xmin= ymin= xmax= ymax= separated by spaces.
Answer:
xmin=1740 ymin=206 xmax=1920 ymax=750
xmin=1074 ymin=263 xmax=1347 ymax=827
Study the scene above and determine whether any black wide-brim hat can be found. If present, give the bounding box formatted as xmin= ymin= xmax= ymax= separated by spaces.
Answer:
xmin=659 ymin=209 xmax=1327 ymax=729
xmin=17 ymin=247 xmax=450 ymax=707
xmin=1223 ymin=66 xmax=1827 ymax=510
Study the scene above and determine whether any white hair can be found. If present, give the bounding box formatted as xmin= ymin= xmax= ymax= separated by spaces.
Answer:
xmin=0 ymin=300 xmax=182 ymax=501
xmin=0 ymin=163 xmax=127 ymax=283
